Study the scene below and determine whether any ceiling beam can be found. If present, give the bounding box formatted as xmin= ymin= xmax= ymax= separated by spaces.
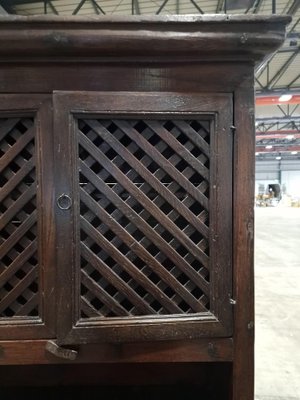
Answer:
xmin=190 ymin=0 xmax=204 ymax=13
xmin=252 ymin=0 xmax=264 ymax=13
xmin=256 ymin=145 xmax=300 ymax=152
xmin=132 ymin=0 xmax=140 ymax=15
xmin=0 ymin=4 xmax=8 ymax=13
xmin=287 ymin=73 xmax=300 ymax=88
xmin=256 ymin=95 xmax=300 ymax=105
xmin=256 ymin=131 xmax=300 ymax=138
xmin=288 ymin=16 xmax=300 ymax=35
xmin=256 ymin=117 xmax=300 ymax=124
xmin=266 ymin=49 xmax=300 ymax=90
xmin=0 ymin=0 xmax=42 ymax=6
xmin=286 ymin=0 xmax=300 ymax=15
xmin=256 ymin=88 xmax=300 ymax=96
xmin=156 ymin=0 xmax=169 ymax=14
xmin=216 ymin=0 xmax=224 ymax=12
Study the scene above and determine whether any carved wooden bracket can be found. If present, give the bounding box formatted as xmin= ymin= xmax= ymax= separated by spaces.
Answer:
xmin=45 ymin=340 xmax=78 ymax=361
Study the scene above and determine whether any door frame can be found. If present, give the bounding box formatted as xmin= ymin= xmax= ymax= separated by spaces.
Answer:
xmin=0 ymin=94 xmax=55 ymax=339
xmin=53 ymin=91 xmax=233 ymax=344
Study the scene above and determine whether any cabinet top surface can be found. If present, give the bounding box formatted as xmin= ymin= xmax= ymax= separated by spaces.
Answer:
xmin=0 ymin=14 xmax=291 ymax=63
xmin=0 ymin=14 xmax=291 ymax=24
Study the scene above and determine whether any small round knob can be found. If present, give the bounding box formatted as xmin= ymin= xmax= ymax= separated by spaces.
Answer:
xmin=57 ymin=194 xmax=72 ymax=210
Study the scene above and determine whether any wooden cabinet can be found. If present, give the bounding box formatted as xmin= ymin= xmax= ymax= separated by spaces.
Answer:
xmin=54 ymin=91 xmax=233 ymax=345
xmin=0 ymin=14 xmax=290 ymax=399
xmin=0 ymin=95 xmax=55 ymax=339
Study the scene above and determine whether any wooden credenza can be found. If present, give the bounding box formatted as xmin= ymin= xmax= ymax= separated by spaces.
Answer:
xmin=0 ymin=15 xmax=289 ymax=399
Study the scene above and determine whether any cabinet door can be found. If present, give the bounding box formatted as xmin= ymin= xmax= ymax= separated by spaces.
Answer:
xmin=0 ymin=95 xmax=55 ymax=339
xmin=54 ymin=91 xmax=233 ymax=344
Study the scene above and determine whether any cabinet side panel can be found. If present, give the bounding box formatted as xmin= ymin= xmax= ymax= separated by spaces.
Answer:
xmin=232 ymin=73 xmax=255 ymax=400
xmin=0 ymin=116 xmax=39 ymax=320
xmin=0 ymin=95 xmax=55 ymax=339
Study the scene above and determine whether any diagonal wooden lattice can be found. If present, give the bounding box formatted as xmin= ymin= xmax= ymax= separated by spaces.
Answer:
xmin=0 ymin=117 xmax=39 ymax=318
xmin=78 ymin=118 xmax=211 ymax=318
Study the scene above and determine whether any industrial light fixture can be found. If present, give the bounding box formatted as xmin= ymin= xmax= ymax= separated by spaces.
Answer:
xmin=265 ymin=145 xmax=273 ymax=149
xmin=275 ymin=156 xmax=282 ymax=160
xmin=286 ymin=134 xmax=294 ymax=140
xmin=255 ymin=152 xmax=259 ymax=155
xmin=278 ymin=94 xmax=293 ymax=102
xmin=291 ymin=151 xmax=298 ymax=155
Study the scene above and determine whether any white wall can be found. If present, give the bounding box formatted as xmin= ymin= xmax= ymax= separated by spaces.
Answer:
xmin=281 ymin=171 xmax=300 ymax=197
xmin=255 ymin=160 xmax=300 ymax=197
xmin=255 ymin=180 xmax=279 ymax=195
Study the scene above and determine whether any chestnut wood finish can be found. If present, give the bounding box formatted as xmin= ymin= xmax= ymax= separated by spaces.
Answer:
xmin=0 ymin=15 xmax=290 ymax=400
xmin=53 ymin=91 xmax=233 ymax=345
xmin=0 ymin=95 xmax=55 ymax=339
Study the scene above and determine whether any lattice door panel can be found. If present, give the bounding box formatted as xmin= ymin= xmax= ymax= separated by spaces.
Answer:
xmin=55 ymin=91 xmax=232 ymax=344
xmin=0 ymin=117 xmax=39 ymax=319
xmin=78 ymin=118 xmax=212 ymax=319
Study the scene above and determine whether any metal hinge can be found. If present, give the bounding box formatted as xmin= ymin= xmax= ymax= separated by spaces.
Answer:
xmin=46 ymin=340 xmax=78 ymax=361
xmin=229 ymin=298 xmax=237 ymax=305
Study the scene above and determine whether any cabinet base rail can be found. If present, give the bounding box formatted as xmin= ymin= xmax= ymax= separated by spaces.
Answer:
xmin=0 ymin=338 xmax=233 ymax=365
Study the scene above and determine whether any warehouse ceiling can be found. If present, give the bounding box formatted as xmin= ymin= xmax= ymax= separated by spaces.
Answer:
xmin=0 ymin=0 xmax=300 ymax=161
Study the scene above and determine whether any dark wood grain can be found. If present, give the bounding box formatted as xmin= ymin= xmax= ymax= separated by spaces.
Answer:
xmin=0 ymin=15 xmax=290 ymax=61
xmin=79 ymin=159 xmax=210 ymax=294
xmin=0 ymin=338 xmax=233 ymax=365
xmin=80 ymin=217 xmax=181 ymax=314
xmin=84 ymin=119 xmax=209 ymax=238
xmin=0 ymin=63 xmax=253 ymax=94
xmin=0 ymin=16 xmax=290 ymax=399
xmin=112 ymin=119 xmax=209 ymax=210
xmin=80 ymin=190 xmax=203 ymax=313
xmin=0 ymin=242 xmax=37 ymax=287
xmin=0 ymin=184 xmax=35 ymax=231
xmin=0 ymin=158 xmax=35 ymax=203
xmin=0 ymin=95 xmax=54 ymax=339
xmin=0 ymin=126 xmax=34 ymax=174
xmin=78 ymin=128 xmax=209 ymax=266
xmin=52 ymin=91 xmax=233 ymax=345
xmin=232 ymin=74 xmax=255 ymax=400
xmin=146 ymin=120 xmax=210 ymax=179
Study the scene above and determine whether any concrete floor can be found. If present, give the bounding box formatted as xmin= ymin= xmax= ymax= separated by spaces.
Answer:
xmin=255 ymin=206 xmax=300 ymax=400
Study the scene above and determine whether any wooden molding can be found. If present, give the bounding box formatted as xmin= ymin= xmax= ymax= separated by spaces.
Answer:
xmin=0 ymin=15 xmax=291 ymax=62
xmin=0 ymin=338 xmax=233 ymax=365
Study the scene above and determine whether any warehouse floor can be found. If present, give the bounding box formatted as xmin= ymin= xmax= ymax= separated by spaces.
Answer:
xmin=255 ymin=206 xmax=300 ymax=400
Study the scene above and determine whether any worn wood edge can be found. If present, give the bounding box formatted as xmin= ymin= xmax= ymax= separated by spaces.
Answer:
xmin=0 ymin=15 xmax=290 ymax=63
xmin=0 ymin=338 xmax=233 ymax=365
xmin=0 ymin=14 xmax=292 ymax=24
xmin=232 ymin=75 xmax=255 ymax=400
xmin=0 ymin=63 xmax=251 ymax=94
